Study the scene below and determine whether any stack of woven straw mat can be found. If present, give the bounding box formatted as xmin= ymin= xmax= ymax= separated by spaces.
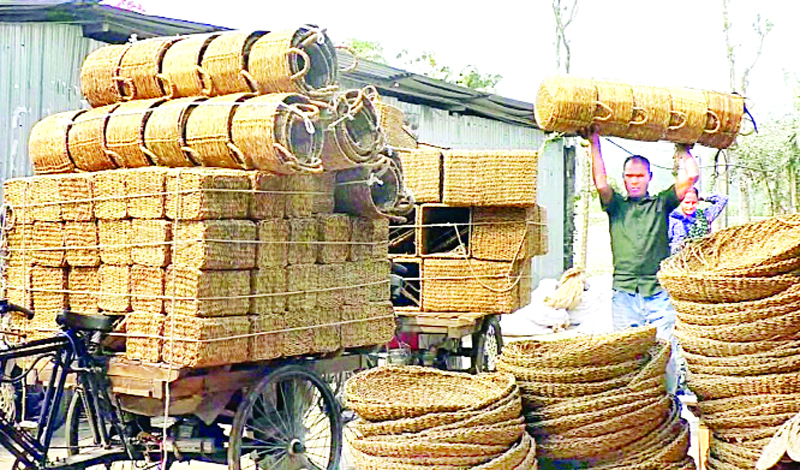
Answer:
xmin=658 ymin=214 xmax=800 ymax=470
xmin=344 ymin=366 xmax=536 ymax=469
xmin=497 ymin=326 xmax=696 ymax=469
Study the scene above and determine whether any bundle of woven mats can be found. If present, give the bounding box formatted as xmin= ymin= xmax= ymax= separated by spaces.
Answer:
xmin=344 ymin=366 xmax=536 ymax=469
xmin=497 ymin=326 xmax=695 ymax=469
xmin=658 ymin=215 xmax=800 ymax=470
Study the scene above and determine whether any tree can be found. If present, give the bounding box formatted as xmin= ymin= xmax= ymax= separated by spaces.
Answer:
xmin=342 ymin=39 xmax=388 ymax=65
xmin=552 ymin=0 xmax=579 ymax=74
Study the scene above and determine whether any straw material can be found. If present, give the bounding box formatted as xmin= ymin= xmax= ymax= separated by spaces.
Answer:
xmin=698 ymin=91 xmax=745 ymax=149
xmin=29 ymin=175 xmax=62 ymax=222
xmin=666 ymin=87 xmax=709 ymax=144
xmin=366 ymin=300 xmax=397 ymax=346
xmin=250 ymin=267 xmax=287 ymax=315
xmin=105 ymin=98 xmax=165 ymax=168
xmin=316 ymin=263 xmax=344 ymax=310
xmin=310 ymin=306 xmax=341 ymax=353
xmin=126 ymin=167 xmax=169 ymax=219
xmin=317 ymin=214 xmax=351 ymax=263
xmin=131 ymin=219 xmax=171 ymax=267
xmin=68 ymin=105 xmax=120 ymax=172
xmin=117 ymin=38 xmax=178 ymax=101
xmin=534 ymin=76 xmax=597 ymax=132
xmin=367 ymin=261 xmax=391 ymax=302
xmin=58 ymin=174 xmax=94 ymax=222
xmin=539 ymin=396 xmax=672 ymax=440
xmin=350 ymin=217 xmax=390 ymax=262
xmin=374 ymin=100 xmax=417 ymax=150
xmin=343 ymin=262 xmax=370 ymax=307
xmin=4 ymin=224 xmax=34 ymax=268
xmin=657 ymin=271 xmax=798 ymax=303
xmin=98 ymin=219 xmax=132 ymax=265
xmin=98 ymin=264 xmax=130 ymax=312
xmin=125 ymin=311 xmax=164 ymax=363
xmin=350 ymin=435 xmax=508 ymax=459
xmin=685 ymin=349 xmax=800 ymax=378
xmin=321 ymin=89 xmax=383 ymax=171
xmin=80 ymin=44 xmax=130 ymax=107
xmin=29 ymin=110 xmax=84 ymax=174
xmin=162 ymin=314 xmax=250 ymax=368
xmin=255 ymin=219 xmax=289 ymax=268
xmin=677 ymin=309 xmax=800 ymax=343
xmin=341 ymin=304 xmax=368 ymax=348
xmin=160 ymin=33 xmax=220 ymax=98
xmin=628 ymin=85 xmax=672 ymax=141
xmin=4 ymin=266 xmax=32 ymax=313
xmin=698 ymin=394 xmax=800 ymax=417
xmin=529 ymin=384 xmax=666 ymax=426
xmin=286 ymin=264 xmax=318 ymax=311
xmin=130 ymin=265 xmax=164 ymax=315
xmin=593 ymin=81 xmax=635 ymax=137
xmin=3 ymin=178 xmax=32 ymax=225
xmin=165 ymin=168 xmax=251 ymax=220
xmin=230 ymin=93 xmax=324 ymax=174
xmin=248 ymin=172 xmax=286 ymax=220
xmin=249 ymin=314 xmax=285 ymax=361
xmin=442 ymin=150 xmax=537 ymax=207
xmin=675 ymin=329 xmax=800 ymax=358
xmin=93 ymin=171 xmax=128 ymax=220
xmin=421 ymin=258 xmax=529 ymax=314
xmin=672 ymin=284 xmax=800 ymax=325
xmin=471 ymin=207 xmax=540 ymax=262
xmin=32 ymin=221 xmax=65 ymax=267
xmin=691 ymin=371 xmax=800 ymax=400
xmin=701 ymin=403 xmax=800 ymax=430
xmin=283 ymin=173 xmax=330 ymax=218
xmin=31 ymin=265 xmax=67 ymax=321
xmin=67 ymin=267 xmax=99 ymax=314
xmin=397 ymin=148 xmax=442 ymax=203
xmin=183 ymin=93 xmax=254 ymax=169
xmin=348 ymin=445 xmax=500 ymax=469
xmin=288 ymin=218 xmax=318 ymax=265
xmin=498 ymin=355 xmax=646 ymax=384
xmin=142 ymin=97 xmax=205 ymax=167
xmin=64 ymin=221 xmax=100 ymax=267
xmin=200 ymin=31 xmax=264 ymax=96
xmin=172 ymin=220 xmax=256 ymax=269
xmin=0 ymin=309 xmax=29 ymax=346
xmin=282 ymin=308 xmax=314 ymax=357
xmin=165 ymin=266 xmax=250 ymax=317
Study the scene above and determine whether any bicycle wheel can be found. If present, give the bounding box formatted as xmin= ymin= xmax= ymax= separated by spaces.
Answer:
xmin=472 ymin=315 xmax=503 ymax=373
xmin=228 ymin=364 xmax=342 ymax=470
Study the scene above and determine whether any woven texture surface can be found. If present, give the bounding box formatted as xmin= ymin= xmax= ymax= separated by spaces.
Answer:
xmin=442 ymin=150 xmax=537 ymax=207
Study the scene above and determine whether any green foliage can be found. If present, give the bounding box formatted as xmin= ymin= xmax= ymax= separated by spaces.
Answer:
xmin=343 ymin=39 xmax=388 ymax=65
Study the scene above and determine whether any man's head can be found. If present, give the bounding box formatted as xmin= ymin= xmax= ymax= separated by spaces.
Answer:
xmin=680 ymin=187 xmax=699 ymax=216
xmin=622 ymin=155 xmax=652 ymax=198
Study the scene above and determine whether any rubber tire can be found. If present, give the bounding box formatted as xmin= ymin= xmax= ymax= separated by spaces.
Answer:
xmin=471 ymin=315 xmax=503 ymax=373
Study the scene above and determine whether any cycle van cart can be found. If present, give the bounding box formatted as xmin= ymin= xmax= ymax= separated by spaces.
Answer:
xmin=0 ymin=299 xmax=376 ymax=470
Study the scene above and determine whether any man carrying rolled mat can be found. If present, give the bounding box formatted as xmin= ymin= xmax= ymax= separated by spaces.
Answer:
xmin=584 ymin=127 xmax=699 ymax=395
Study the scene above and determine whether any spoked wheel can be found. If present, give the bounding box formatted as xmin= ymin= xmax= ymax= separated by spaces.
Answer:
xmin=229 ymin=364 xmax=342 ymax=470
xmin=471 ymin=315 xmax=503 ymax=373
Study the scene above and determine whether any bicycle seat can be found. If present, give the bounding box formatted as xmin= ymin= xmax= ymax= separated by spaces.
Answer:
xmin=56 ymin=310 xmax=121 ymax=333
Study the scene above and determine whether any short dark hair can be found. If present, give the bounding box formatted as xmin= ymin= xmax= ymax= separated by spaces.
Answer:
xmin=623 ymin=155 xmax=651 ymax=174
xmin=685 ymin=187 xmax=699 ymax=197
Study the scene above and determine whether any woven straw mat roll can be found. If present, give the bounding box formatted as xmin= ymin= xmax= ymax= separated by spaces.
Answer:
xmin=698 ymin=91 xmax=745 ymax=149
xmin=183 ymin=93 xmax=254 ymax=169
xmin=665 ymin=87 xmax=709 ymax=144
xmin=200 ymin=31 xmax=266 ymax=96
xmin=230 ymin=93 xmax=323 ymax=174
xmin=68 ymin=104 xmax=120 ymax=171
xmin=105 ymin=98 xmax=166 ymax=168
xmin=118 ymin=37 xmax=180 ymax=101
xmin=80 ymin=44 xmax=131 ymax=107
xmin=142 ymin=96 xmax=206 ymax=167
xmin=535 ymin=75 xmax=597 ymax=133
xmin=593 ymin=80 xmax=635 ymax=137
xmin=160 ymin=33 xmax=220 ymax=98
xmin=321 ymin=89 xmax=384 ymax=171
xmin=29 ymin=110 xmax=86 ymax=174
xmin=628 ymin=84 xmax=672 ymax=141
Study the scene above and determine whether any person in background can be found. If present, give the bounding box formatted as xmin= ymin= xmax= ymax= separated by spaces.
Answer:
xmin=668 ymin=188 xmax=729 ymax=254
xmin=586 ymin=129 xmax=699 ymax=394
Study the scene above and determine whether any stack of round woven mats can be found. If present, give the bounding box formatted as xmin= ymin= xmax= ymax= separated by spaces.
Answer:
xmin=497 ymin=326 xmax=696 ymax=470
xmin=344 ymin=366 xmax=536 ymax=469
xmin=658 ymin=215 xmax=800 ymax=470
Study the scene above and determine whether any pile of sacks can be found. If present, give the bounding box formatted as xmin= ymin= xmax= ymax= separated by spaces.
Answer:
xmin=344 ymin=366 xmax=536 ymax=469
xmin=497 ymin=326 xmax=695 ymax=469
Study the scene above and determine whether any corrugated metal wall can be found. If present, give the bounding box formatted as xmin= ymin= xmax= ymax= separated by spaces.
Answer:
xmin=382 ymin=96 xmax=565 ymax=283
xmin=0 ymin=23 xmax=103 ymax=196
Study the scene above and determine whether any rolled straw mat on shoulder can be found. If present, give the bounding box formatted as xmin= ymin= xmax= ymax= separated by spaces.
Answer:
xmin=200 ymin=31 xmax=266 ymax=96
xmin=80 ymin=44 xmax=130 ymax=107
xmin=160 ymin=33 xmax=220 ymax=98
xmin=699 ymin=91 xmax=745 ymax=150
xmin=534 ymin=75 xmax=597 ymax=133
xmin=627 ymin=84 xmax=672 ymax=141
xmin=117 ymin=37 xmax=180 ymax=101
xmin=593 ymin=80 xmax=635 ymax=137
xmin=665 ymin=87 xmax=709 ymax=144
xmin=29 ymin=110 xmax=86 ymax=174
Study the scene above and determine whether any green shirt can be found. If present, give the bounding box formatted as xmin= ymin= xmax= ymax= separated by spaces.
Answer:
xmin=602 ymin=185 xmax=681 ymax=297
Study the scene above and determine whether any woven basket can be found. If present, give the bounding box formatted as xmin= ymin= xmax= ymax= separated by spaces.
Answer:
xmin=131 ymin=219 xmax=171 ymax=267
xmin=249 ymin=313 xmax=285 ymax=361
xmin=249 ymin=27 xmax=338 ymax=97
xmin=677 ymin=308 xmax=800 ymax=343
xmin=161 ymin=314 xmax=250 ymax=368
xmin=67 ymin=267 xmax=99 ymax=314
xmin=68 ymin=105 xmax=120 ymax=171
xmin=164 ymin=266 xmax=250 ymax=317
xmin=92 ymin=170 xmax=127 ymax=220
xmin=675 ymin=329 xmax=800 ymax=358
xmin=105 ymin=98 xmax=165 ymax=168
xmin=165 ymin=168 xmax=251 ymax=220
xmin=160 ymin=33 xmax=220 ymax=98
xmin=701 ymin=403 xmax=800 ymax=430
xmin=64 ymin=221 xmax=99 ymax=267
xmin=348 ymin=445 xmax=500 ymax=469
xmin=183 ymin=93 xmax=255 ymax=169
xmin=117 ymin=38 xmax=179 ymax=101
xmin=534 ymin=75 xmax=597 ymax=133
xmin=657 ymin=271 xmax=798 ymax=303
xmin=673 ymin=288 xmax=800 ymax=326
xmin=628 ymin=85 xmax=672 ymax=141
xmin=125 ymin=311 xmax=164 ymax=363
xmin=690 ymin=371 xmax=800 ymax=400
xmin=471 ymin=207 xmax=541 ymax=262
xmin=130 ymin=265 xmax=164 ymax=315
xmin=698 ymin=393 xmax=800 ymax=416
xmin=98 ymin=219 xmax=132 ymax=265
xmin=32 ymin=221 xmax=65 ymax=267
xmin=172 ymin=220 xmax=256 ymax=269
xmin=29 ymin=110 xmax=85 ymax=174
xmin=58 ymin=174 xmax=94 ymax=222
xmin=441 ymin=150 xmax=537 ymax=207
xmin=683 ymin=346 xmax=800 ymax=374
xmin=665 ymin=87 xmax=709 ymax=144
xmin=350 ymin=436 xmax=507 ymax=459
xmin=497 ymin=355 xmax=645 ymax=383
xmin=255 ymin=220 xmax=289 ymax=268
xmin=518 ymin=373 xmax=635 ymax=400
xmin=80 ymin=44 xmax=130 ymax=107
xmin=540 ymin=396 xmax=672 ymax=440
xmin=321 ymin=89 xmax=383 ymax=171
xmin=593 ymin=80 xmax=635 ymax=137
xmin=200 ymin=31 xmax=266 ymax=96
xmin=698 ymin=91 xmax=745 ymax=149
xmin=98 ymin=264 xmax=130 ymax=312
xmin=230 ymin=93 xmax=324 ymax=174
xmin=142 ymin=97 xmax=205 ymax=167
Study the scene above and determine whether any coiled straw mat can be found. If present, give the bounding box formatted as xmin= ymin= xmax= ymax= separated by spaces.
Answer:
xmin=683 ymin=346 xmax=800 ymax=375
xmin=700 ymin=402 xmax=800 ymax=430
xmin=80 ymin=44 xmax=131 ymax=107
xmin=160 ymin=33 xmax=220 ymax=98
xmin=183 ymin=93 xmax=255 ymax=169
xmin=320 ymin=88 xmax=384 ymax=171
xmin=344 ymin=366 xmax=515 ymax=421
xmin=672 ymin=284 xmax=800 ymax=325
xmin=497 ymin=354 xmax=646 ymax=384
xmin=675 ymin=329 xmax=800 ymax=358
xmin=690 ymin=371 xmax=800 ymax=400
xmin=534 ymin=75 xmax=598 ymax=132
xmin=29 ymin=110 xmax=86 ymax=174
xmin=117 ymin=37 xmax=180 ymax=102
xmin=676 ymin=308 xmax=800 ymax=343
xmin=657 ymin=271 xmax=798 ymax=303
xmin=200 ymin=31 xmax=267 ymax=96
xmin=665 ymin=87 xmax=713 ymax=144
xmin=593 ymin=80 xmax=636 ymax=137
xmin=628 ymin=84 xmax=672 ymax=141
xmin=105 ymin=98 xmax=166 ymax=168
xmin=230 ymin=93 xmax=324 ymax=174
xmin=698 ymin=91 xmax=745 ymax=150
xmin=249 ymin=26 xmax=338 ymax=97
xmin=142 ymin=97 xmax=206 ymax=167
xmin=68 ymin=104 xmax=120 ymax=171
xmin=334 ymin=156 xmax=405 ymax=221
xmin=363 ymin=418 xmax=525 ymax=447
xmin=349 ymin=437 xmax=507 ymax=459
xmin=698 ymin=393 xmax=800 ymax=417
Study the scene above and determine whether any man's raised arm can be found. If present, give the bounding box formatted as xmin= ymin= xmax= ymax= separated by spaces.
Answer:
xmin=674 ymin=143 xmax=700 ymax=200
xmin=588 ymin=131 xmax=614 ymax=206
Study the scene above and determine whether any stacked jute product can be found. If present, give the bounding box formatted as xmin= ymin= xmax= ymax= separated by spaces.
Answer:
xmin=497 ymin=326 xmax=696 ymax=469
xmin=344 ymin=366 xmax=537 ymax=469
xmin=658 ymin=215 xmax=800 ymax=470
xmin=535 ymin=76 xmax=745 ymax=149
xmin=390 ymin=146 xmax=547 ymax=315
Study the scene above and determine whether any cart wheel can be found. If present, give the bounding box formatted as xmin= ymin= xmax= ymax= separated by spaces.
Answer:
xmin=471 ymin=315 xmax=503 ymax=373
xmin=229 ymin=364 xmax=342 ymax=470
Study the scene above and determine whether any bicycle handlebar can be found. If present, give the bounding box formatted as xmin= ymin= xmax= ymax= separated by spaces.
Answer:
xmin=0 ymin=300 xmax=35 ymax=320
